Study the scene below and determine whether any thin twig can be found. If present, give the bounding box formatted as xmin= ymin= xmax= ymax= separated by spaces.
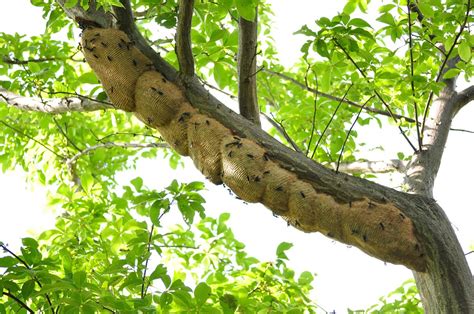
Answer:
xmin=1 ymin=244 xmax=55 ymax=313
xmin=336 ymin=96 xmax=374 ymax=173
xmin=304 ymin=62 xmax=319 ymax=156
xmin=261 ymin=112 xmax=303 ymax=153
xmin=421 ymin=0 xmax=471 ymax=138
xmin=0 ymin=120 xmax=64 ymax=159
xmin=2 ymin=291 xmax=34 ymax=313
xmin=407 ymin=0 xmax=422 ymax=151
xmin=97 ymin=132 xmax=161 ymax=143
xmin=311 ymin=84 xmax=353 ymax=159
xmin=66 ymin=142 xmax=169 ymax=167
xmin=141 ymin=224 xmax=155 ymax=299
xmin=450 ymin=128 xmax=474 ymax=134
xmin=53 ymin=118 xmax=82 ymax=152
xmin=197 ymin=76 xmax=237 ymax=99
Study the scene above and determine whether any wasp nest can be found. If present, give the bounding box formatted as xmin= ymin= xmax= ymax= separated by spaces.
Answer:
xmin=81 ymin=28 xmax=426 ymax=272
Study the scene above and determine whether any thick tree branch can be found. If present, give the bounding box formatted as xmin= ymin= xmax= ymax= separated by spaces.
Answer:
xmin=264 ymin=68 xmax=417 ymax=123
xmin=238 ymin=7 xmax=261 ymax=126
xmin=113 ymin=0 xmax=178 ymax=81
xmin=56 ymin=0 xmax=112 ymax=28
xmin=0 ymin=88 xmax=112 ymax=113
xmin=405 ymin=59 xmax=472 ymax=312
xmin=453 ymin=84 xmax=474 ymax=116
xmin=176 ymin=0 xmax=195 ymax=77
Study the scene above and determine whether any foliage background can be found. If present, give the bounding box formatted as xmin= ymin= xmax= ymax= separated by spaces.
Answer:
xmin=0 ymin=0 xmax=472 ymax=312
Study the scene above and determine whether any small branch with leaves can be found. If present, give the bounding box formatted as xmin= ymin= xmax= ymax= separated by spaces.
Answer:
xmin=66 ymin=142 xmax=169 ymax=169
xmin=1 ymin=244 xmax=54 ymax=313
xmin=421 ymin=0 xmax=471 ymax=137
xmin=333 ymin=38 xmax=417 ymax=152
xmin=0 ymin=88 xmax=112 ymax=113
xmin=263 ymin=68 xmax=417 ymax=123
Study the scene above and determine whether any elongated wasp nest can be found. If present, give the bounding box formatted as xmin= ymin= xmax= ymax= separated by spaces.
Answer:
xmin=82 ymin=28 xmax=426 ymax=272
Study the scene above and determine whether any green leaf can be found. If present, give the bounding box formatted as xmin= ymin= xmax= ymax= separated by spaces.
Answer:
xmin=0 ymin=256 xmax=17 ymax=267
xmin=343 ymin=0 xmax=357 ymax=14
xmin=80 ymin=172 xmax=94 ymax=194
xmin=21 ymin=280 xmax=36 ymax=298
xmin=348 ymin=18 xmax=372 ymax=29
xmin=377 ymin=13 xmax=396 ymax=26
xmin=131 ymin=177 xmax=143 ymax=191
xmin=64 ymin=0 xmax=78 ymax=8
xmin=73 ymin=270 xmax=87 ymax=287
xmin=235 ymin=0 xmax=257 ymax=21
xmin=315 ymin=39 xmax=330 ymax=58
xmin=213 ymin=62 xmax=228 ymax=89
xmin=78 ymin=72 xmax=98 ymax=85
xmin=194 ymin=282 xmax=211 ymax=306
xmin=298 ymin=271 xmax=314 ymax=285
xmin=458 ymin=41 xmax=471 ymax=62
xmin=184 ymin=181 xmax=205 ymax=192
xmin=417 ymin=2 xmax=434 ymax=18
xmin=276 ymin=242 xmax=293 ymax=260
xmin=443 ymin=68 xmax=461 ymax=79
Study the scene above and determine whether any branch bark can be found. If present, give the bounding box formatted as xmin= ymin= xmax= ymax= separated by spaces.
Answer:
xmin=238 ymin=8 xmax=261 ymax=126
xmin=0 ymin=88 xmax=112 ymax=113
xmin=175 ymin=0 xmax=195 ymax=77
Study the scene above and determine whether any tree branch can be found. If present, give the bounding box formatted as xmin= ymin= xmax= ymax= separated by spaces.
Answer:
xmin=333 ymin=38 xmax=417 ymax=152
xmin=114 ymin=0 xmax=178 ymax=81
xmin=141 ymin=224 xmax=154 ymax=299
xmin=263 ymin=68 xmax=417 ymax=123
xmin=311 ymin=84 xmax=353 ymax=159
xmin=238 ymin=7 xmax=261 ymax=126
xmin=407 ymin=0 xmax=422 ymax=151
xmin=332 ymin=159 xmax=407 ymax=174
xmin=0 ymin=88 xmax=112 ymax=113
xmin=176 ymin=0 xmax=195 ymax=77
xmin=66 ymin=142 xmax=169 ymax=168
xmin=56 ymin=0 xmax=112 ymax=28
xmin=2 ymin=56 xmax=59 ymax=65
xmin=261 ymin=112 xmax=303 ymax=154
xmin=453 ymin=84 xmax=474 ymax=116
xmin=1 ymin=244 xmax=54 ymax=313
xmin=2 ymin=291 xmax=34 ymax=314
xmin=336 ymin=96 xmax=374 ymax=172
xmin=421 ymin=0 xmax=471 ymax=137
